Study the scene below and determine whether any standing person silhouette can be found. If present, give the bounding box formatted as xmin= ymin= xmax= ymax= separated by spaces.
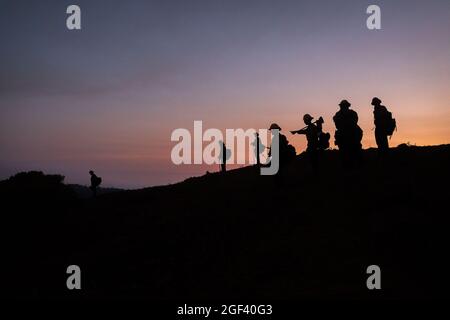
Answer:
xmin=252 ymin=132 xmax=265 ymax=166
xmin=89 ymin=170 xmax=102 ymax=198
xmin=218 ymin=141 xmax=231 ymax=173
xmin=291 ymin=114 xmax=323 ymax=174
xmin=371 ymin=97 xmax=394 ymax=154
xmin=333 ymin=100 xmax=363 ymax=168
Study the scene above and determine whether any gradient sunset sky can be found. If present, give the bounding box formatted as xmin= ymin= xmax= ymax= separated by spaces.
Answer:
xmin=1 ymin=0 xmax=449 ymax=188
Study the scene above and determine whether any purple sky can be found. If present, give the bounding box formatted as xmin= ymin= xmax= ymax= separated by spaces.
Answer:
xmin=1 ymin=0 xmax=449 ymax=188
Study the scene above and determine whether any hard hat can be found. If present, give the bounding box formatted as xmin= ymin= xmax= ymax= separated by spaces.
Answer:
xmin=303 ymin=114 xmax=314 ymax=122
xmin=371 ymin=97 xmax=382 ymax=105
xmin=339 ymin=99 xmax=351 ymax=108
xmin=269 ymin=123 xmax=282 ymax=130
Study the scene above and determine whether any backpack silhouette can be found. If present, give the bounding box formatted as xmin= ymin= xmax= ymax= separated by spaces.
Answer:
xmin=92 ymin=176 xmax=102 ymax=188
xmin=385 ymin=111 xmax=397 ymax=136
xmin=318 ymin=132 xmax=330 ymax=150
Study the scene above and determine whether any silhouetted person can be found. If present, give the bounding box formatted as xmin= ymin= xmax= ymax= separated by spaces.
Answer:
xmin=371 ymin=97 xmax=396 ymax=154
xmin=333 ymin=100 xmax=363 ymax=167
xmin=291 ymin=114 xmax=323 ymax=173
xmin=268 ymin=123 xmax=296 ymax=178
xmin=218 ymin=141 xmax=231 ymax=173
xmin=89 ymin=170 xmax=102 ymax=198
xmin=252 ymin=132 xmax=265 ymax=166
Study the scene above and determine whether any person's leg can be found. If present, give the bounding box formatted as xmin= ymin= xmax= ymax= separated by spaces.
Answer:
xmin=382 ymin=134 xmax=389 ymax=150
xmin=91 ymin=186 xmax=97 ymax=198
xmin=376 ymin=130 xmax=388 ymax=150
xmin=375 ymin=130 xmax=381 ymax=149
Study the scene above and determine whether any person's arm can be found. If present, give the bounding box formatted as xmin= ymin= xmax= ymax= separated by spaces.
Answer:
xmin=290 ymin=128 xmax=307 ymax=135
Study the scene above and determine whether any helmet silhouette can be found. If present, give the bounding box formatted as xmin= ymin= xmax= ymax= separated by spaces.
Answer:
xmin=339 ymin=100 xmax=351 ymax=108
xmin=269 ymin=123 xmax=282 ymax=130
xmin=371 ymin=97 xmax=382 ymax=105
xmin=303 ymin=114 xmax=314 ymax=123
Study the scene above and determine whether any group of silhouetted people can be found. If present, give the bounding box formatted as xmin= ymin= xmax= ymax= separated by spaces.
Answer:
xmin=266 ymin=97 xmax=396 ymax=173
xmin=89 ymin=97 xmax=395 ymax=193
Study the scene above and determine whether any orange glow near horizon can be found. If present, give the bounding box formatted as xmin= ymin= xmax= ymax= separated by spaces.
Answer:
xmin=1 ymin=1 xmax=449 ymax=188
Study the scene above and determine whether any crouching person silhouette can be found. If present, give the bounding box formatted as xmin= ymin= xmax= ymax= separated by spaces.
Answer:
xmin=267 ymin=123 xmax=296 ymax=183
xmin=89 ymin=170 xmax=102 ymax=198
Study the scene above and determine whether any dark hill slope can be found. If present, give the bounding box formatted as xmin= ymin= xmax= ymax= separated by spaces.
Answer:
xmin=4 ymin=145 xmax=450 ymax=299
